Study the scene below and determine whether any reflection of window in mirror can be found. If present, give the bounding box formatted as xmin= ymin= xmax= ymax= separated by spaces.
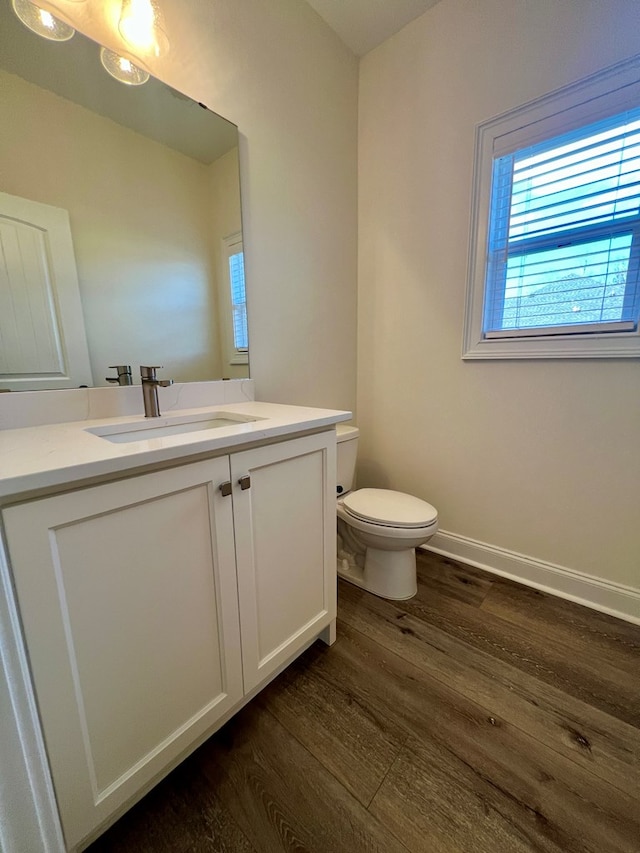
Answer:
xmin=223 ymin=233 xmax=248 ymax=365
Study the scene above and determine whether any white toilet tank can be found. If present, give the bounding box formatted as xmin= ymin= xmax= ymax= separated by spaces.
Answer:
xmin=336 ymin=424 xmax=359 ymax=496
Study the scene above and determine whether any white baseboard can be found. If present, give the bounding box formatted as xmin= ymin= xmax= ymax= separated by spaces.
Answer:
xmin=422 ymin=530 xmax=640 ymax=626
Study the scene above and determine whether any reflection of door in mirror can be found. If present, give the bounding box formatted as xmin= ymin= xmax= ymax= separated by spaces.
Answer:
xmin=0 ymin=192 xmax=92 ymax=391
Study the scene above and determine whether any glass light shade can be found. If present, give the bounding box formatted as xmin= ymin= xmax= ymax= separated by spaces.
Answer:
xmin=118 ymin=0 xmax=169 ymax=58
xmin=100 ymin=47 xmax=150 ymax=86
xmin=11 ymin=0 xmax=75 ymax=41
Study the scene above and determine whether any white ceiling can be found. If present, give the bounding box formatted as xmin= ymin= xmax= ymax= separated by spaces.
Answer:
xmin=304 ymin=0 xmax=442 ymax=56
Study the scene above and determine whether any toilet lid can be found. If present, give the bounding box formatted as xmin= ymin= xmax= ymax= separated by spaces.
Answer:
xmin=342 ymin=488 xmax=438 ymax=529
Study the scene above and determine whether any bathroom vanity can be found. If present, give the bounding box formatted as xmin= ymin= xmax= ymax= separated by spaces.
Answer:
xmin=0 ymin=381 xmax=350 ymax=851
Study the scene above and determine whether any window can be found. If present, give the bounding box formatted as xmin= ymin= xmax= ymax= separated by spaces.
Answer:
xmin=228 ymin=248 xmax=248 ymax=352
xmin=463 ymin=54 xmax=640 ymax=358
xmin=221 ymin=233 xmax=248 ymax=365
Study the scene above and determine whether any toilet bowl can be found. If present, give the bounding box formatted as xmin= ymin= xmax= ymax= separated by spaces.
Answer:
xmin=336 ymin=426 xmax=438 ymax=600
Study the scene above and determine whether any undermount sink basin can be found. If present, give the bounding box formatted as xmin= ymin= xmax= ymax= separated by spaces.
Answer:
xmin=86 ymin=412 xmax=264 ymax=444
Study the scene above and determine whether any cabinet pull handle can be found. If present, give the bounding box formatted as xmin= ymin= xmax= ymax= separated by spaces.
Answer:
xmin=219 ymin=481 xmax=232 ymax=497
xmin=238 ymin=474 xmax=251 ymax=490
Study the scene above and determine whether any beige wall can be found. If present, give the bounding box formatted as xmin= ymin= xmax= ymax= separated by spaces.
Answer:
xmin=58 ymin=0 xmax=359 ymax=410
xmin=358 ymin=0 xmax=640 ymax=588
xmin=0 ymin=68 xmax=227 ymax=384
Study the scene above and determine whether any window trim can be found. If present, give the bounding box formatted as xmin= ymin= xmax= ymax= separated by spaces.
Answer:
xmin=463 ymin=53 xmax=640 ymax=359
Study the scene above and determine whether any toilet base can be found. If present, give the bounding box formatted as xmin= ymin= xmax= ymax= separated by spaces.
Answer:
xmin=337 ymin=546 xmax=417 ymax=600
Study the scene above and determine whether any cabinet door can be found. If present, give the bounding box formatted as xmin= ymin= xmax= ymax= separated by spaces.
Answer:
xmin=2 ymin=459 xmax=243 ymax=850
xmin=231 ymin=431 xmax=336 ymax=692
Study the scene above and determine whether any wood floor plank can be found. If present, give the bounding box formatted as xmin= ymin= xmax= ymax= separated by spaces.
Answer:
xmin=321 ymin=621 xmax=640 ymax=853
xmin=411 ymin=551 xmax=494 ymax=607
xmin=257 ymin=639 xmax=407 ymax=806
xmin=480 ymin=575 xmax=640 ymax=678
xmin=86 ymin=752 xmax=256 ymax=853
xmin=194 ymin=702 xmax=410 ymax=853
xmin=338 ymin=579 xmax=640 ymax=797
xmin=375 ymin=565 xmax=640 ymax=728
xmin=371 ymin=740 xmax=566 ymax=853
xmin=475 ymin=560 xmax=640 ymax=649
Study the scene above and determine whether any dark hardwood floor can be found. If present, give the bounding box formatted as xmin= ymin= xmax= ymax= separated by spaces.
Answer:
xmin=87 ymin=552 xmax=640 ymax=853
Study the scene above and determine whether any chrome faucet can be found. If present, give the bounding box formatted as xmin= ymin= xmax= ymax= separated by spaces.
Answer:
xmin=140 ymin=366 xmax=173 ymax=418
xmin=105 ymin=365 xmax=133 ymax=386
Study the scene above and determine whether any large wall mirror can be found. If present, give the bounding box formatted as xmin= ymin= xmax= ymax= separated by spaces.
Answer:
xmin=0 ymin=0 xmax=248 ymax=391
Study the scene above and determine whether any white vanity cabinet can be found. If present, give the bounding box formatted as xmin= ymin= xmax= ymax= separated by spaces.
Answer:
xmin=2 ymin=430 xmax=336 ymax=851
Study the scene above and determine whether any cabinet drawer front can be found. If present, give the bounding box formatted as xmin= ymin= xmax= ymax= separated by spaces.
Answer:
xmin=3 ymin=459 xmax=242 ymax=850
xmin=232 ymin=431 xmax=337 ymax=692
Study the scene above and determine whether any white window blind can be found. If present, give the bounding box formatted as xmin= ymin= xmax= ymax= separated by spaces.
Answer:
xmin=484 ymin=109 xmax=640 ymax=337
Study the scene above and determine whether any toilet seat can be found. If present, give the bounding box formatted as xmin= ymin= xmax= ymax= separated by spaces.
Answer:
xmin=342 ymin=488 xmax=438 ymax=529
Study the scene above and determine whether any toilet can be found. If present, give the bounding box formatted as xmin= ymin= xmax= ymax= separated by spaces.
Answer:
xmin=336 ymin=424 xmax=438 ymax=600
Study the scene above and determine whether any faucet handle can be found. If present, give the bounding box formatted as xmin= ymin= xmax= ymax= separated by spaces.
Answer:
xmin=106 ymin=365 xmax=132 ymax=385
xmin=140 ymin=365 xmax=163 ymax=380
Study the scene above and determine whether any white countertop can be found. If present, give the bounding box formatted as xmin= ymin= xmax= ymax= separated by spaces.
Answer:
xmin=0 ymin=401 xmax=351 ymax=500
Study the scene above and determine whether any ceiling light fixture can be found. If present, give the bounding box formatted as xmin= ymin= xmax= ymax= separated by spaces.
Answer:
xmin=99 ymin=47 xmax=150 ymax=86
xmin=12 ymin=0 xmax=163 ymax=88
xmin=11 ymin=0 xmax=76 ymax=41
xmin=118 ymin=0 xmax=168 ymax=58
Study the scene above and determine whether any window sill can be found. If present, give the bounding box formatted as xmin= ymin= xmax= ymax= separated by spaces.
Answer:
xmin=462 ymin=330 xmax=640 ymax=359
xmin=229 ymin=353 xmax=249 ymax=365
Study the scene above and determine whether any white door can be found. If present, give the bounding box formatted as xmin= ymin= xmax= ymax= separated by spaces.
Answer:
xmin=2 ymin=459 xmax=242 ymax=850
xmin=0 ymin=191 xmax=92 ymax=390
xmin=231 ymin=432 xmax=337 ymax=693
